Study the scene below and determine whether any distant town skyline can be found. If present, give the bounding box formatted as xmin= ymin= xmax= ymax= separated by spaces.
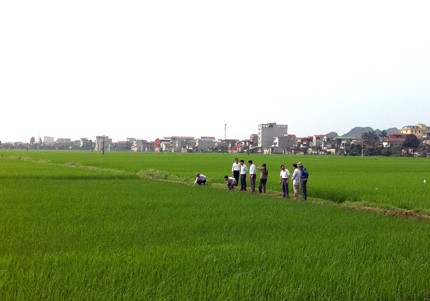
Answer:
xmin=1 ymin=1 xmax=429 ymax=143
xmin=0 ymin=123 xmax=414 ymax=144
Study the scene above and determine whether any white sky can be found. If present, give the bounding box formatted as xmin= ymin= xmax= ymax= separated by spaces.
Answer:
xmin=1 ymin=1 xmax=429 ymax=142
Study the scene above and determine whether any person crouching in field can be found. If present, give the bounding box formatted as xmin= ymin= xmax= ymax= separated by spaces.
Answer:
xmin=194 ymin=173 xmax=207 ymax=186
xmin=257 ymin=163 xmax=268 ymax=193
xmin=224 ymin=176 xmax=237 ymax=190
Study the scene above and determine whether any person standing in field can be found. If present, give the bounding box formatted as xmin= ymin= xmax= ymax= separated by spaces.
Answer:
xmin=224 ymin=175 xmax=237 ymax=190
xmin=297 ymin=162 xmax=309 ymax=200
xmin=291 ymin=163 xmax=301 ymax=199
xmin=231 ymin=158 xmax=240 ymax=186
xmin=194 ymin=173 xmax=207 ymax=186
xmin=239 ymin=159 xmax=248 ymax=191
xmin=257 ymin=163 xmax=268 ymax=193
xmin=279 ymin=164 xmax=290 ymax=198
xmin=248 ymin=160 xmax=257 ymax=192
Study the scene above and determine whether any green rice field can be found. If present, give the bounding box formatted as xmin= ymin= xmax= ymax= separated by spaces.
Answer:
xmin=0 ymin=150 xmax=429 ymax=300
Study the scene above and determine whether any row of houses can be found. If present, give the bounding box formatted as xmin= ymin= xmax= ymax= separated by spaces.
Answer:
xmin=2 ymin=123 xmax=429 ymax=154
xmin=92 ymin=122 xmax=430 ymax=155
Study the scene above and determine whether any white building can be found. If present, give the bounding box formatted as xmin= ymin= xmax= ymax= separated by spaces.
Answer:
xmin=258 ymin=123 xmax=288 ymax=150
xmin=43 ymin=136 xmax=55 ymax=145
xmin=95 ymin=136 xmax=112 ymax=152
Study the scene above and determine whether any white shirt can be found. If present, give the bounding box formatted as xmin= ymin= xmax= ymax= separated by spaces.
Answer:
xmin=194 ymin=174 xmax=206 ymax=184
xmin=226 ymin=177 xmax=237 ymax=185
xmin=249 ymin=164 xmax=256 ymax=175
xmin=232 ymin=162 xmax=241 ymax=171
xmin=280 ymin=169 xmax=290 ymax=179
xmin=240 ymin=164 xmax=248 ymax=175
xmin=292 ymin=168 xmax=301 ymax=185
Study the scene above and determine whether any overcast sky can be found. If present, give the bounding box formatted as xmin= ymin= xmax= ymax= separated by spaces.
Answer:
xmin=1 ymin=1 xmax=429 ymax=142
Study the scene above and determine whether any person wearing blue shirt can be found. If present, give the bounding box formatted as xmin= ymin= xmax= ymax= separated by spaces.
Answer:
xmin=297 ymin=162 xmax=308 ymax=200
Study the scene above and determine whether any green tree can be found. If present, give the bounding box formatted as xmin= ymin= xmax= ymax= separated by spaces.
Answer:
xmin=402 ymin=134 xmax=421 ymax=149
xmin=349 ymin=144 xmax=362 ymax=156
xmin=30 ymin=137 xmax=35 ymax=145
xmin=361 ymin=131 xmax=380 ymax=156
xmin=362 ymin=131 xmax=379 ymax=147
xmin=379 ymin=130 xmax=388 ymax=140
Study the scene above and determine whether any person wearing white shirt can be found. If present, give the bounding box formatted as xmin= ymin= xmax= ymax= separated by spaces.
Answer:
xmin=248 ymin=160 xmax=257 ymax=192
xmin=231 ymin=158 xmax=240 ymax=186
xmin=224 ymin=175 xmax=237 ymax=190
xmin=279 ymin=165 xmax=290 ymax=198
xmin=291 ymin=163 xmax=301 ymax=199
xmin=194 ymin=173 xmax=207 ymax=186
xmin=239 ymin=159 xmax=248 ymax=191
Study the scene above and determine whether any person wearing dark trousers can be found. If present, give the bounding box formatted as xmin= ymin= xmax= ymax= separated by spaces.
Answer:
xmin=239 ymin=159 xmax=248 ymax=191
xmin=224 ymin=176 xmax=237 ymax=190
xmin=279 ymin=164 xmax=290 ymax=198
xmin=258 ymin=163 xmax=268 ymax=193
xmin=231 ymin=158 xmax=240 ymax=186
xmin=248 ymin=160 xmax=256 ymax=192
xmin=194 ymin=173 xmax=207 ymax=186
xmin=297 ymin=162 xmax=309 ymax=200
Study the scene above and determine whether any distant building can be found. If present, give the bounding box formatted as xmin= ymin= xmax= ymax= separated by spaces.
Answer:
xmin=334 ymin=137 xmax=357 ymax=155
xmin=424 ymin=131 xmax=430 ymax=145
xmin=111 ymin=141 xmax=130 ymax=151
xmin=171 ymin=136 xmax=195 ymax=152
xmin=258 ymin=123 xmax=288 ymax=150
xmin=155 ymin=138 xmax=172 ymax=152
xmin=297 ymin=136 xmax=313 ymax=149
xmin=218 ymin=139 xmax=238 ymax=153
xmin=196 ymin=137 xmax=216 ymax=152
xmin=269 ymin=134 xmax=297 ymax=154
xmin=383 ymin=133 xmax=407 ymax=148
xmin=313 ymin=135 xmax=326 ymax=149
xmin=43 ymin=136 xmax=55 ymax=145
xmin=56 ymin=138 xmax=71 ymax=143
xmin=400 ymin=123 xmax=430 ymax=138
xmin=95 ymin=136 xmax=112 ymax=151
xmin=131 ymin=140 xmax=153 ymax=152
xmin=80 ymin=138 xmax=93 ymax=150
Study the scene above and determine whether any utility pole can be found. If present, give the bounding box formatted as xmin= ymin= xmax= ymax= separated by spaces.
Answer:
xmin=102 ymin=135 xmax=105 ymax=155
xmin=224 ymin=124 xmax=227 ymax=140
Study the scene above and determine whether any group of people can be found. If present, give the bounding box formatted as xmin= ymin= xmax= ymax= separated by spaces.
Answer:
xmin=225 ymin=158 xmax=268 ymax=193
xmin=224 ymin=158 xmax=309 ymax=200
xmin=193 ymin=158 xmax=309 ymax=200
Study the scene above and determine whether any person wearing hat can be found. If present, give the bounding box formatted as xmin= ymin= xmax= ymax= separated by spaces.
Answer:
xmin=297 ymin=162 xmax=309 ymax=200
xmin=257 ymin=163 xmax=269 ymax=193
